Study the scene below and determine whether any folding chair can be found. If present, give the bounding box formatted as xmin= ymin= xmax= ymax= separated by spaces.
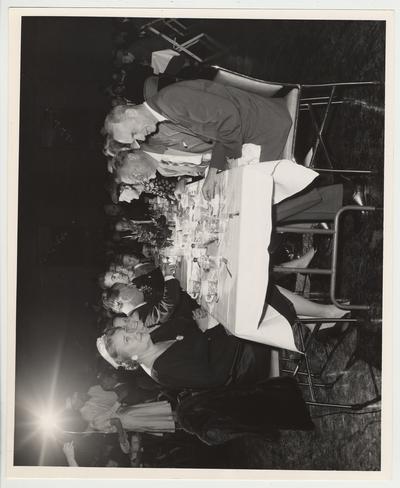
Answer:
xmin=272 ymin=205 xmax=381 ymax=311
xmin=138 ymin=18 xmax=194 ymax=38
xmin=212 ymin=66 xmax=382 ymax=308
xmin=212 ymin=65 xmax=300 ymax=159
xmin=212 ymin=67 xmax=381 ymax=409
xmin=212 ymin=65 xmax=380 ymax=175
xmin=270 ymin=319 xmax=381 ymax=411
xmin=140 ymin=18 xmax=226 ymax=64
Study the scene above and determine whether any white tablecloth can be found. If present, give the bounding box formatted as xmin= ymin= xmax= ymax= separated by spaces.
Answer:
xmin=169 ymin=164 xmax=303 ymax=352
xmin=151 ymin=49 xmax=181 ymax=75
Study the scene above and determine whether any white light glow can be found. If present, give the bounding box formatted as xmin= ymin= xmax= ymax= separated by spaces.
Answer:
xmin=36 ymin=409 xmax=60 ymax=435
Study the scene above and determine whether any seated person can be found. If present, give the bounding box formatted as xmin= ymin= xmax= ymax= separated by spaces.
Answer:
xmin=103 ymin=79 xmax=293 ymax=199
xmin=99 ymin=266 xmax=135 ymax=290
xmin=99 ymin=250 xmax=157 ymax=289
xmin=89 ymin=399 xmax=176 ymax=438
xmin=141 ymin=242 xmax=157 ymax=260
xmin=97 ymin=284 xmax=349 ymax=390
xmin=102 ymin=269 xmax=184 ymax=327
xmin=113 ymin=149 xmax=158 ymax=185
xmin=65 ymin=396 xmax=175 ymax=453
xmin=102 ymin=282 xmax=147 ymax=316
xmin=97 ymin=315 xmax=275 ymax=390
xmin=116 ymin=250 xmax=155 ymax=276
xmin=98 ymin=368 xmax=162 ymax=406
xmin=112 ymin=279 xmax=199 ymax=332
xmin=65 ymin=384 xmax=119 ymax=430
xmin=110 ymin=144 xmax=266 ymax=200
xmin=107 ymin=144 xmax=347 ymax=223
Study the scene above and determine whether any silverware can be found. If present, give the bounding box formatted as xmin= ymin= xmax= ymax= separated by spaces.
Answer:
xmin=221 ymin=257 xmax=233 ymax=277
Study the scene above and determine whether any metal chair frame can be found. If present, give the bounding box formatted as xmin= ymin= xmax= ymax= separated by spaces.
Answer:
xmin=274 ymin=318 xmax=381 ymax=410
xmin=211 ymin=66 xmax=381 ymax=175
xmin=273 ymin=205 xmax=382 ymax=311
xmin=139 ymin=18 xmax=191 ymax=38
xmin=140 ymin=19 xmax=226 ymax=64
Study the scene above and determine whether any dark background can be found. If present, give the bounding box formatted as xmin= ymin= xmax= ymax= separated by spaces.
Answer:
xmin=15 ymin=17 xmax=115 ymax=466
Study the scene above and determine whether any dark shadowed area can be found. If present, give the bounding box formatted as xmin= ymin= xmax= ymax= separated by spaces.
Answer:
xmin=15 ymin=17 xmax=114 ymax=466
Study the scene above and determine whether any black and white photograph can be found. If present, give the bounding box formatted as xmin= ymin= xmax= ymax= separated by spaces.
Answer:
xmin=4 ymin=6 xmax=394 ymax=478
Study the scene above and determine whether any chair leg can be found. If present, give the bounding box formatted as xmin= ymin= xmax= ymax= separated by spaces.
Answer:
xmin=288 ymin=319 xmax=380 ymax=410
xmin=330 ymin=205 xmax=381 ymax=311
xmin=312 ymin=168 xmax=376 ymax=176
xmin=307 ymin=96 xmax=336 ymax=169
xmin=292 ymin=318 xmax=360 ymax=376
xmin=297 ymin=323 xmax=317 ymax=401
xmin=306 ymin=396 xmax=381 ymax=410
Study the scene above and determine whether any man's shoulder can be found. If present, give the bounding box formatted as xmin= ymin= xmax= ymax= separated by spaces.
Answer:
xmin=157 ymin=79 xmax=221 ymax=98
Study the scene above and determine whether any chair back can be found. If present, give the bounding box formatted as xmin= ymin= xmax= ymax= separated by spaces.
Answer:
xmin=212 ymin=65 xmax=285 ymax=98
xmin=212 ymin=66 xmax=300 ymax=160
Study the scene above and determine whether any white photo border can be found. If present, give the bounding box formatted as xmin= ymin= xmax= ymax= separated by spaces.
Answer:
xmin=1 ymin=2 xmax=398 ymax=487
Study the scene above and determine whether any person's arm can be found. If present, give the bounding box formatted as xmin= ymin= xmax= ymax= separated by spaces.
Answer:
xmin=109 ymin=418 xmax=130 ymax=454
xmin=114 ymin=384 xmax=129 ymax=403
xmin=62 ymin=441 xmax=79 ymax=467
xmin=201 ymin=167 xmax=219 ymax=200
xmin=174 ymin=177 xmax=188 ymax=198
xmin=146 ymin=277 xmax=181 ymax=326
xmin=130 ymin=433 xmax=143 ymax=467
xmin=192 ymin=307 xmax=211 ymax=332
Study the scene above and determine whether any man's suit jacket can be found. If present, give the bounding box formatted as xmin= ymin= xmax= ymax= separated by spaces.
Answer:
xmin=146 ymin=79 xmax=292 ymax=170
xmin=137 ymin=276 xmax=197 ymax=328
xmin=145 ymin=121 xmax=214 ymax=154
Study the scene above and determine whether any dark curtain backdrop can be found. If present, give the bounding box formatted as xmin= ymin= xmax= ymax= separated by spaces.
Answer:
xmin=15 ymin=17 xmax=115 ymax=466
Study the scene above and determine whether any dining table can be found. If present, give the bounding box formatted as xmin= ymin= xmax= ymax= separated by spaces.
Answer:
xmin=154 ymin=161 xmax=310 ymax=352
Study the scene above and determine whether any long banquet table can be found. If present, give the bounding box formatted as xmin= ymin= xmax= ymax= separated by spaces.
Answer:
xmin=156 ymin=163 xmax=301 ymax=352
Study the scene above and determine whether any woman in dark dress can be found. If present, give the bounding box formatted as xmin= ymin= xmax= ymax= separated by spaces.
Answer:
xmin=97 ymin=314 xmax=276 ymax=390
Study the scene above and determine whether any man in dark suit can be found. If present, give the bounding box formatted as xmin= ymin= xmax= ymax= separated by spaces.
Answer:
xmin=104 ymin=79 xmax=292 ymax=200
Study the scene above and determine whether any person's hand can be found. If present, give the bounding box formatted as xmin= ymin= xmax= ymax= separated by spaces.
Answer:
xmin=174 ymin=178 xmax=187 ymax=199
xmin=62 ymin=441 xmax=75 ymax=460
xmin=193 ymin=307 xmax=210 ymax=332
xmin=118 ymin=430 xmax=131 ymax=454
xmin=130 ymin=433 xmax=140 ymax=457
xmin=193 ymin=307 xmax=208 ymax=320
xmin=201 ymin=169 xmax=218 ymax=201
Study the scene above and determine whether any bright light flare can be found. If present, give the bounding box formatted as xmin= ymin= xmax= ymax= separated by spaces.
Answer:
xmin=36 ymin=409 xmax=61 ymax=436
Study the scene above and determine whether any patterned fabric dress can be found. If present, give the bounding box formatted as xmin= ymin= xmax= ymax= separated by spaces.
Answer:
xmin=91 ymin=400 xmax=175 ymax=434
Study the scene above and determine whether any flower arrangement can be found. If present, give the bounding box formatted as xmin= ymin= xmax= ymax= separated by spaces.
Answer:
xmin=127 ymin=219 xmax=172 ymax=249
xmin=143 ymin=174 xmax=179 ymax=201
